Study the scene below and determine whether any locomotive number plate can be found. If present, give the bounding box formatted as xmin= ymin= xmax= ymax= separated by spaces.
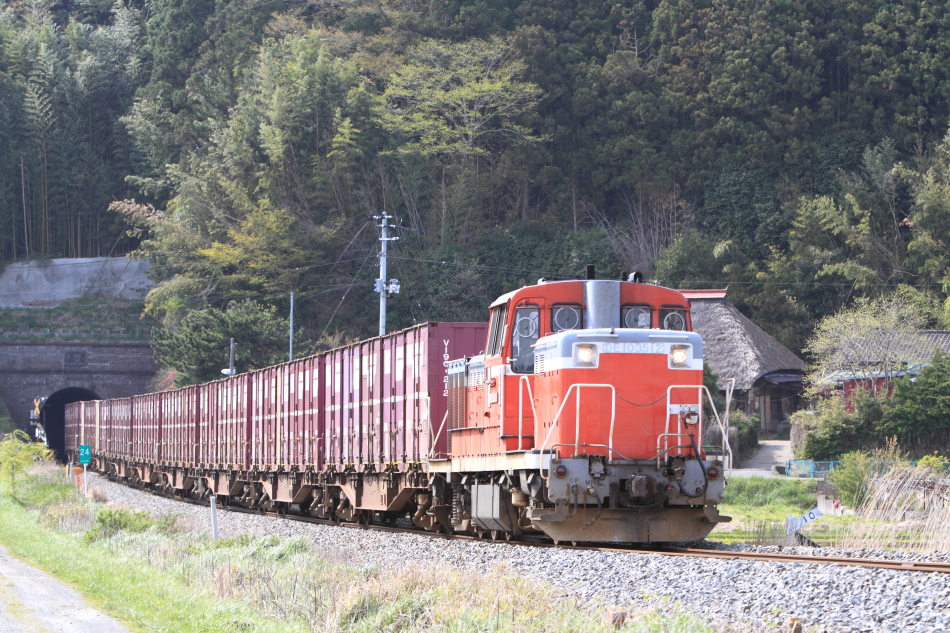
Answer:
xmin=600 ymin=342 xmax=667 ymax=354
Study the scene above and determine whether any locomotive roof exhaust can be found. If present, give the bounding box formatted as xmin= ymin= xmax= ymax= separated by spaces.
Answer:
xmin=586 ymin=264 xmax=595 ymax=280
xmin=584 ymin=280 xmax=621 ymax=329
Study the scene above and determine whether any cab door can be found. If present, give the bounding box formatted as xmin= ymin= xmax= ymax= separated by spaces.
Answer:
xmin=503 ymin=300 xmax=543 ymax=451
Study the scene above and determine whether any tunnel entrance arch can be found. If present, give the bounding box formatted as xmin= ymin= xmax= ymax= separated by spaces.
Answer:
xmin=42 ymin=387 xmax=100 ymax=462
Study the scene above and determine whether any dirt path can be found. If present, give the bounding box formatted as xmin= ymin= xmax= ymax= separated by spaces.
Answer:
xmin=742 ymin=439 xmax=794 ymax=470
xmin=0 ymin=544 xmax=131 ymax=633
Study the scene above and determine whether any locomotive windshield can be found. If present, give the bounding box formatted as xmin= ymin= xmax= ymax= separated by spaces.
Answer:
xmin=511 ymin=304 xmax=539 ymax=373
xmin=551 ymin=305 xmax=583 ymax=332
xmin=660 ymin=308 xmax=687 ymax=331
xmin=622 ymin=305 xmax=652 ymax=328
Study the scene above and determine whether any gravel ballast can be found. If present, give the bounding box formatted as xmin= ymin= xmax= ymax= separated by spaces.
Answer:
xmin=89 ymin=475 xmax=950 ymax=633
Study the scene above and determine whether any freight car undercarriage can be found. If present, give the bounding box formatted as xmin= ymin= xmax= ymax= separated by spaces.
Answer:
xmin=91 ymin=450 xmax=729 ymax=544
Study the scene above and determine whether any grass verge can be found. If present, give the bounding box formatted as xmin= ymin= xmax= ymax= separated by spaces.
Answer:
xmin=0 ymin=479 xmax=288 ymax=632
xmin=0 ymin=463 xmax=735 ymax=633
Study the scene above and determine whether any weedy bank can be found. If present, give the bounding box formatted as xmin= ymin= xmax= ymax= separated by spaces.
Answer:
xmin=1 ymin=460 xmax=736 ymax=633
xmin=712 ymin=477 xmax=836 ymax=544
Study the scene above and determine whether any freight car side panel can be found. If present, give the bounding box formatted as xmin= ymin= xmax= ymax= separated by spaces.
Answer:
xmin=83 ymin=400 xmax=99 ymax=453
xmin=251 ymin=367 xmax=278 ymax=470
xmin=324 ymin=349 xmax=342 ymax=466
xmin=213 ymin=376 xmax=250 ymax=469
xmin=303 ymin=355 xmax=324 ymax=470
xmin=165 ymin=386 xmax=199 ymax=466
xmin=133 ymin=393 xmax=162 ymax=462
xmin=105 ymin=399 xmax=132 ymax=458
xmin=65 ymin=402 xmax=80 ymax=453
xmin=322 ymin=323 xmax=487 ymax=470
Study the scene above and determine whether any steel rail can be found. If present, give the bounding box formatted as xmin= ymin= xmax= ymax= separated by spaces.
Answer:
xmin=110 ymin=475 xmax=950 ymax=575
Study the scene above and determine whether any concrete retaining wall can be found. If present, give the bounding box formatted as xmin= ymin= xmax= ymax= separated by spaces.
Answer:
xmin=0 ymin=258 xmax=152 ymax=308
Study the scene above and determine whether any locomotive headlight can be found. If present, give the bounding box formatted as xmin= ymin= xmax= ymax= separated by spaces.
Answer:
xmin=669 ymin=344 xmax=691 ymax=368
xmin=573 ymin=344 xmax=598 ymax=367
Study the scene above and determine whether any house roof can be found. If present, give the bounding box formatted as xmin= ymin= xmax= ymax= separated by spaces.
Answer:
xmin=680 ymin=289 xmax=728 ymax=300
xmin=687 ymin=292 xmax=806 ymax=391
xmin=917 ymin=331 xmax=950 ymax=359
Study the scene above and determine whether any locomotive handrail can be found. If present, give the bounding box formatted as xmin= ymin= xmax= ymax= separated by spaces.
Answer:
xmin=538 ymin=383 xmax=616 ymax=458
xmin=662 ymin=385 xmax=733 ymax=477
xmin=517 ymin=376 xmax=539 ymax=451
xmin=550 ymin=443 xmax=631 ymax=460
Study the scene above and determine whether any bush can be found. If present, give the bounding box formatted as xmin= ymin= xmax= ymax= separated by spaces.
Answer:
xmin=798 ymin=391 xmax=885 ymax=460
xmin=828 ymin=451 xmax=872 ymax=508
xmin=84 ymin=507 xmax=156 ymax=542
xmin=723 ymin=476 xmax=816 ymax=511
xmin=916 ymin=452 xmax=949 ymax=471
xmin=729 ymin=409 xmax=760 ymax=454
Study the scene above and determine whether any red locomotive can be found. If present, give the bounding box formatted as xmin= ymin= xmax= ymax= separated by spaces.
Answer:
xmin=66 ymin=274 xmax=732 ymax=544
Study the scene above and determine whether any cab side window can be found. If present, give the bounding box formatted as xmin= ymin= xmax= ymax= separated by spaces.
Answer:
xmin=511 ymin=304 xmax=539 ymax=373
xmin=486 ymin=305 xmax=508 ymax=357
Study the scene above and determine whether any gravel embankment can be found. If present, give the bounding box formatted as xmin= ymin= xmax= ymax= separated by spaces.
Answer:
xmin=90 ymin=475 xmax=950 ymax=633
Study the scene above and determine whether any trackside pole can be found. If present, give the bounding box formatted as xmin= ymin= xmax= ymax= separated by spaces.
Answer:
xmin=83 ymin=464 xmax=87 ymax=498
xmin=210 ymin=495 xmax=219 ymax=541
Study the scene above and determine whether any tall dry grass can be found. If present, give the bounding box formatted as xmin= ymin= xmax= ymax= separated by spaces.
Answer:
xmin=834 ymin=464 xmax=950 ymax=554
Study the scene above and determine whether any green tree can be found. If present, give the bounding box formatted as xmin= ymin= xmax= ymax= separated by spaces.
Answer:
xmin=879 ymin=351 xmax=950 ymax=443
xmin=805 ymin=292 xmax=928 ymax=395
xmin=383 ymin=36 xmax=542 ymax=245
xmin=0 ymin=430 xmax=50 ymax=497
xmin=151 ymin=300 xmax=295 ymax=386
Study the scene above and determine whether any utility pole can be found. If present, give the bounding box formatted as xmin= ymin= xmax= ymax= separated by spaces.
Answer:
xmin=222 ymin=338 xmax=236 ymax=376
xmin=374 ymin=212 xmax=400 ymax=336
xmin=289 ymin=291 xmax=294 ymax=361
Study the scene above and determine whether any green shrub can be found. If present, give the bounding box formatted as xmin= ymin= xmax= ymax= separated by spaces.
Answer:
xmin=879 ymin=350 xmax=950 ymax=443
xmin=799 ymin=391 xmax=885 ymax=460
xmin=729 ymin=409 xmax=760 ymax=453
xmin=916 ymin=452 xmax=949 ymax=471
xmin=828 ymin=451 xmax=872 ymax=508
xmin=84 ymin=507 xmax=155 ymax=542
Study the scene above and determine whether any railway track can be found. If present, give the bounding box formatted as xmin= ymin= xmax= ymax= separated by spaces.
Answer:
xmin=125 ymin=477 xmax=950 ymax=575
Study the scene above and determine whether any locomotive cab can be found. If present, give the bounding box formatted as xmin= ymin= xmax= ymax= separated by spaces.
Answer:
xmin=440 ymin=275 xmax=732 ymax=544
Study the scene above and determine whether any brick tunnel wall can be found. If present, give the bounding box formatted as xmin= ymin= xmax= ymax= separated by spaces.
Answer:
xmin=0 ymin=341 xmax=158 ymax=430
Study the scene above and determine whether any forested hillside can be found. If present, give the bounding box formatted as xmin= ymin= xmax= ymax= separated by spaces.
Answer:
xmin=5 ymin=0 xmax=950 ymax=365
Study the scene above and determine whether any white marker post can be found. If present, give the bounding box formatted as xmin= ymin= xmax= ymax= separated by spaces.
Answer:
xmin=787 ymin=507 xmax=823 ymax=536
xmin=83 ymin=464 xmax=87 ymax=498
xmin=210 ymin=495 xmax=219 ymax=541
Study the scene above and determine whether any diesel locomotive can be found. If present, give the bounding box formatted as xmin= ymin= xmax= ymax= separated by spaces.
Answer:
xmin=67 ymin=274 xmax=732 ymax=544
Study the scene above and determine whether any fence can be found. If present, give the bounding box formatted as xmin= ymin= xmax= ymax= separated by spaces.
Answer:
xmin=785 ymin=460 xmax=839 ymax=478
xmin=785 ymin=459 xmax=950 ymax=478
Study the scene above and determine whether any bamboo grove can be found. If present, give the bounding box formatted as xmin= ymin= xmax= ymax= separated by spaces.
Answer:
xmin=5 ymin=0 xmax=950 ymax=353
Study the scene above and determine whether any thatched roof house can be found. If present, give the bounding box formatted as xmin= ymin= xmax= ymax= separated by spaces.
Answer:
xmin=682 ymin=290 xmax=806 ymax=433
